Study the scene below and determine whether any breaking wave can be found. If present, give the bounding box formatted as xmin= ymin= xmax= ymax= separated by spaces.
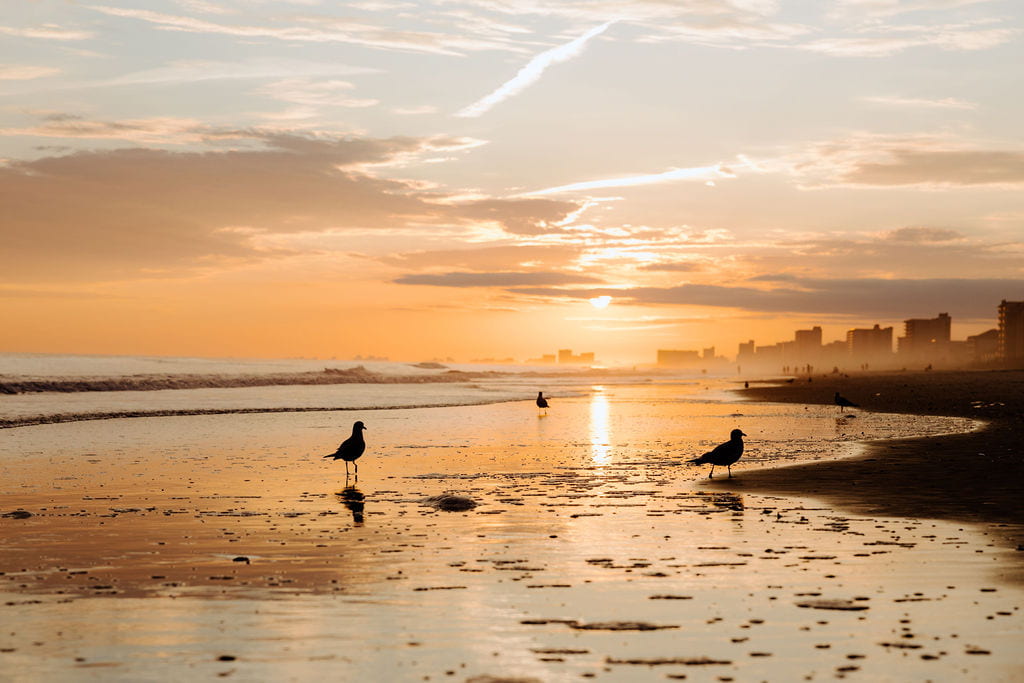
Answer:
xmin=0 ymin=366 xmax=498 ymax=395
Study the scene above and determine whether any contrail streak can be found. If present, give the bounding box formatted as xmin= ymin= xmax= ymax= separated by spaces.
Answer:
xmin=455 ymin=21 xmax=616 ymax=118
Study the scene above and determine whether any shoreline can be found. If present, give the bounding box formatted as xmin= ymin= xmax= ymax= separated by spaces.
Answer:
xmin=727 ymin=369 xmax=1024 ymax=529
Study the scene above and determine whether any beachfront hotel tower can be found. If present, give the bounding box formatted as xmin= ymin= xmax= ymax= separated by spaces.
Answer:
xmin=998 ymin=300 xmax=1024 ymax=366
xmin=846 ymin=324 xmax=893 ymax=367
xmin=899 ymin=313 xmax=951 ymax=364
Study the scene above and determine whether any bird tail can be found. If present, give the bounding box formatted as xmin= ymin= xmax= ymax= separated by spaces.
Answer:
xmin=322 ymin=453 xmax=335 ymax=459
xmin=689 ymin=454 xmax=710 ymax=465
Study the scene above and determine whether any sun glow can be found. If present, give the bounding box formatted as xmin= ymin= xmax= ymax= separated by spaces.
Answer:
xmin=589 ymin=295 xmax=612 ymax=309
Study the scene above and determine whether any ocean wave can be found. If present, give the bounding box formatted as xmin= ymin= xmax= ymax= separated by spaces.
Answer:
xmin=0 ymin=397 xmax=532 ymax=430
xmin=0 ymin=365 xmax=499 ymax=395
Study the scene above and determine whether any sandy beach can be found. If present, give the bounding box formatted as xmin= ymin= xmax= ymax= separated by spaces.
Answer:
xmin=1 ymin=379 xmax=1022 ymax=681
xmin=737 ymin=370 xmax=1024 ymax=529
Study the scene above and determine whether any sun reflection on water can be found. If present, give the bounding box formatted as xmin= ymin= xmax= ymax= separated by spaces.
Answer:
xmin=589 ymin=386 xmax=611 ymax=465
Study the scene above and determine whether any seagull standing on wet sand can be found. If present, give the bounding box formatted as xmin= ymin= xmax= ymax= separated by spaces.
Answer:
xmin=689 ymin=429 xmax=747 ymax=479
xmin=536 ymin=391 xmax=549 ymax=413
xmin=323 ymin=421 xmax=367 ymax=476
xmin=834 ymin=391 xmax=859 ymax=411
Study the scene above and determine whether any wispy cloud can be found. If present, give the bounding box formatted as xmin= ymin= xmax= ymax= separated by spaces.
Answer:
xmin=455 ymin=21 xmax=617 ymax=118
xmin=776 ymin=134 xmax=1024 ymax=189
xmin=0 ymin=65 xmax=61 ymax=81
xmin=394 ymin=271 xmax=601 ymax=287
xmin=86 ymin=5 xmax=510 ymax=56
xmin=862 ymin=94 xmax=977 ymax=109
xmin=525 ymin=164 xmax=735 ymax=196
xmin=0 ymin=24 xmax=94 ymax=41
xmin=800 ymin=22 xmax=1017 ymax=56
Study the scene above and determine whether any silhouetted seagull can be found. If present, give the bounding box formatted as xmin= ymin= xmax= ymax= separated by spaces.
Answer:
xmin=689 ymin=429 xmax=746 ymax=479
xmin=834 ymin=391 xmax=859 ymax=411
xmin=536 ymin=391 xmax=549 ymax=413
xmin=323 ymin=421 xmax=366 ymax=476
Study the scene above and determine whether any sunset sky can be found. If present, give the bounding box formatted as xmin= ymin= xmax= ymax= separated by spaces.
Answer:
xmin=2 ymin=0 xmax=1023 ymax=364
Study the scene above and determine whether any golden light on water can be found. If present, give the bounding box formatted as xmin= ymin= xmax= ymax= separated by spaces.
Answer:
xmin=588 ymin=386 xmax=611 ymax=465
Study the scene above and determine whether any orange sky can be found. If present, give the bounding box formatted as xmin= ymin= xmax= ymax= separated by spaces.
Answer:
xmin=2 ymin=2 xmax=1023 ymax=364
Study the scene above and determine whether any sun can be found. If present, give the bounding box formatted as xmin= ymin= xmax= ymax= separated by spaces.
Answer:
xmin=589 ymin=295 xmax=612 ymax=309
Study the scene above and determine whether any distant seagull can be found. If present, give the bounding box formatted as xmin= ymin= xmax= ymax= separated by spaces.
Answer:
xmin=536 ymin=391 xmax=549 ymax=413
xmin=690 ymin=429 xmax=746 ymax=479
xmin=323 ymin=421 xmax=367 ymax=476
xmin=834 ymin=391 xmax=859 ymax=411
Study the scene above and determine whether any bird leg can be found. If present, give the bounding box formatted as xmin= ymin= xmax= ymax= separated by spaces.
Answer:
xmin=709 ymin=465 xmax=715 ymax=479
xmin=727 ymin=466 xmax=733 ymax=478
xmin=345 ymin=461 xmax=350 ymax=476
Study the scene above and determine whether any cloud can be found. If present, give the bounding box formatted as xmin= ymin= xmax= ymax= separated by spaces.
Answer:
xmin=884 ymin=227 xmax=963 ymax=242
xmin=386 ymin=244 xmax=582 ymax=270
xmin=393 ymin=271 xmax=602 ymax=288
xmin=85 ymin=4 xmax=516 ymax=56
xmin=800 ymin=22 xmax=1017 ymax=57
xmin=0 ymin=25 xmax=94 ymax=41
xmin=455 ymin=21 xmax=616 ymax=118
xmin=101 ymin=59 xmax=379 ymax=88
xmin=511 ymin=278 xmax=1023 ymax=319
xmin=454 ymin=197 xmax=579 ymax=234
xmin=0 ymin=114 xmax=218 ymax=145
xmin=0 ymin=65 xmax=61 ymax=81
xmin=785 ymin=135 xmax=1024 ymax=188
xmin=861 ymin=95 xmax=977 ymax=110
xmin=0 ymin=128 xmax=580 ymax=282
xmin=844 ymin=149 xmax=1024 ymax=186
xmin=255 ymin=78 xmax=379 ymax=110
xmin=526 ymin=164 xmax=735 ymax=196
xmin=638 ymin=261 xmax=704 ymax=272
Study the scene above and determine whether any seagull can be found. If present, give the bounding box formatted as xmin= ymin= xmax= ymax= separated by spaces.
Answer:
xmin=689 ymin=429 xmax=746 ymax=479
xmin=323 ymin=421 xmax=367 ymax=476
xmin=536 ymin=391 xmax=549 ymax=413
xmin=834 ymin=392 xmax=859 ymax=411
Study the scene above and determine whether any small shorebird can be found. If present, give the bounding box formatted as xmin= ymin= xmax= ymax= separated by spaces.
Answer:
xmin=690 ymin=429 xmax=747 ymax=479
xmin=834 ymin=391 xmax=859 ymax=411
xmin=536 ymin=391 xmax=549 ymax=413
xmin=323 ymin=421 xmax=367 ymax=476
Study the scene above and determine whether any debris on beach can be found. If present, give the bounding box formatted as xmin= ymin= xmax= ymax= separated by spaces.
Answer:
xmin=422 ymin=494 xmax=477 ymax=512
xmin=796 ymin=599 xmax=870 ymax=611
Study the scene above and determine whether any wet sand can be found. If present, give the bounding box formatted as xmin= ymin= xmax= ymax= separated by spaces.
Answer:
xmin=737 ymin=370 xmax=1024 ymax=528
xmin=1 ymin=382 xmax=1022 ymax=681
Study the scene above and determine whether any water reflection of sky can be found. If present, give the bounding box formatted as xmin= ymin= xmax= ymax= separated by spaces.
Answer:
xmin=589 ymin=386 xmax=611 ymax=465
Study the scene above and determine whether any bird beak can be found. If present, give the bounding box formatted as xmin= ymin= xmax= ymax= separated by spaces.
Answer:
xmin=741 ymin=431 xmax=748 ymax=436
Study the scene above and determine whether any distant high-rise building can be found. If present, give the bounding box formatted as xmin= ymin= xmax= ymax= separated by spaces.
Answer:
xmin=558 ymin=349 xmax=596 ymax=365
xmin=901 ymin=313 xmax=951 ymax=361
xmin=966 ymin=329 xmax=998 ymax=364
xmin=998 ymin=300 xmax=1024 ymax=365
xmin=794 ymin=326 xmax=822 ymax=363
xmin=702 ymin=347 xmax=715 ymax=361
xmin=847 ymin=324 xmax=893 ymax=365
xmin=737 ymin=340 xmax=755 ymax=363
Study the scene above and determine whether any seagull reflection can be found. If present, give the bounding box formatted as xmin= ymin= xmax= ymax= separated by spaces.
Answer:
xmin=337 ymin=482 xmax=365 ymax=525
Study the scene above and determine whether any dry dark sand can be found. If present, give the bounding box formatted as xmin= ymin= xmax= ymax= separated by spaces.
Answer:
xmin=733 ymin=370 xmax=1024 ymax=529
